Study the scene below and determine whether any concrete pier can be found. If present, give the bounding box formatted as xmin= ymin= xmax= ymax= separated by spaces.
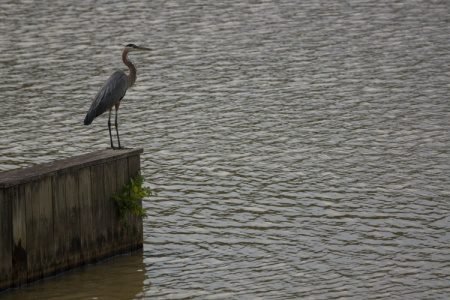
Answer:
xmin=0 ymin=148 xmax=144 ymax=292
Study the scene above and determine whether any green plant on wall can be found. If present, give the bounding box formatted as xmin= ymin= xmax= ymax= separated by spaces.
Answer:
xmin=113 ymin=172 xmax=153 ymax=229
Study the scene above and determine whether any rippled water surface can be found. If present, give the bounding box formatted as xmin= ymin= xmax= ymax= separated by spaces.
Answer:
xmin=1 ymin=0 xmax=449 ymax=299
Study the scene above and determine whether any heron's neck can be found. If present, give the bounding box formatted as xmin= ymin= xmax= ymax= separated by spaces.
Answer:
xmin=122 ymin=49 xmax=137 ymax=88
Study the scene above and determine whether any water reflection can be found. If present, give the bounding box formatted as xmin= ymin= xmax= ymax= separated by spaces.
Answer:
xmin=1 ymin=251 xmax=146 ymax=300
xmin=1 ymin=0 xmax=449 ymax=299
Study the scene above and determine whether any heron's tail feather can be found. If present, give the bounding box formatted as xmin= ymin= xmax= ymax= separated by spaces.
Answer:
xmin=84 ymin=111 xmax=95 ymax=125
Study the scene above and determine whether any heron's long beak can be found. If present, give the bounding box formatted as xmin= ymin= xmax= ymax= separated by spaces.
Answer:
xmin=137 ymin=45 xmax=153 ymax=51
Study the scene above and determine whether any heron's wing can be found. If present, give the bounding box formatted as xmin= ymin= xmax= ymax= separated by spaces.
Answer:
xmin=84 ymin=71 xmax=128 ymax=125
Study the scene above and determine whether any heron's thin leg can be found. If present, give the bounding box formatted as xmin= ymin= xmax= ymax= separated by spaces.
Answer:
xmin=115 ymin=102 xmax=122 ymax=149
xmin=108 ymin=109 xmax=114 ymax=148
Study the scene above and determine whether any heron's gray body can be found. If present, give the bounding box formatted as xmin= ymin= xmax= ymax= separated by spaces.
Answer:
xmin=84 ymin=71 xmax=128 ymax=125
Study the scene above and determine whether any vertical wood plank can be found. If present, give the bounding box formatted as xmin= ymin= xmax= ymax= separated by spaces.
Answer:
xmin=52 ymin=173 xmax=69 ymax=274
xmin=115 ymin=157 xmax=130 ymax=254
xmin=103 ymin=160 xmax=117 ymax=257
xmin=78 ymin=167 xmax=94 ymax=264
xmin=0 ymin=188 xmax=13 ymax=292
xmin=128 ymin=154 xmax=143 ymax=250
xmin=90 ymin=164 xmax=107 ymax=262
xmin=37 ymin=177 xmax=54 ymax=279
xmin=128 ymin=154 xmax=141 ymax=179
xmin=25 ymin=181 xmax=41 ymax=283
xmin=66 ymin=172 xmax=81 ymax=270
xmin=26 ymin=177 xmax=54 ymax=283
xmin=11 ymin=185 xmax=27 ymax=288
xmin=53 ymin=172 xmax=81 ymax=272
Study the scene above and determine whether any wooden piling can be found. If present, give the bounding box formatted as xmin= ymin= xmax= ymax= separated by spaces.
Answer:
xmin=0 ymin=148 xmax=144 ymax=293
xmin=0 ymin=188 xmax=13 ymax=292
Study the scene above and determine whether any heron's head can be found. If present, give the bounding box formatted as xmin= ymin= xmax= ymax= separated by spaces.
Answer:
xmin=125 ymin=44 xmax=153 ymax=52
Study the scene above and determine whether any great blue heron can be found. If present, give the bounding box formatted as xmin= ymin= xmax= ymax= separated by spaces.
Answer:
xmin=84 ymin=43 xmax=153 ymax=149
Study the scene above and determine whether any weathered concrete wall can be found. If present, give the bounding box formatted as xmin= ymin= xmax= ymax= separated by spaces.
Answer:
xmin=0 ymin=148 xmax=144 ymax=292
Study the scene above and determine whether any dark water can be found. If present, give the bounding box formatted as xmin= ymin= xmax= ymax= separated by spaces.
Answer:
xmin=1 ymin=0 xmax=449 ymax=299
